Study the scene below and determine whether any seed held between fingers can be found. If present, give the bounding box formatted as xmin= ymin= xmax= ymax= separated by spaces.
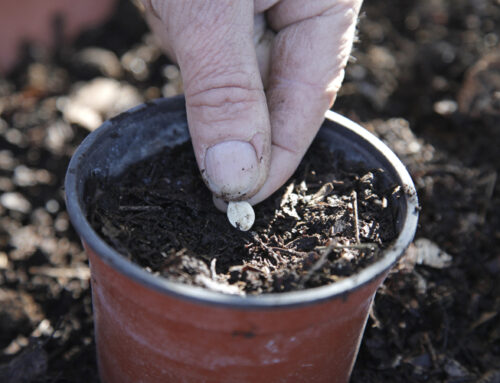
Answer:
xmin=227 ymin=201 xmax=255 ymax=231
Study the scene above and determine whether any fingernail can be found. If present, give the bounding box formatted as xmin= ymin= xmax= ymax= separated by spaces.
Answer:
xmin=204 ymin=140 xmax=259 ymax=200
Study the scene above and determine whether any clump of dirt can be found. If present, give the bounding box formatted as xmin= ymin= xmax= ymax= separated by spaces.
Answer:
xmin=86 ymin=140 xmax=399 ymax=295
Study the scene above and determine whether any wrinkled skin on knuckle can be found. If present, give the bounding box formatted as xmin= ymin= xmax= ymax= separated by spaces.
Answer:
xmin=182 ymin=52 xmax=261 ymax=96
xmin=186 ymin=85 xmax=268 ymax=152
xmin=187 ymin=84 xmax=263 ymax=115
xmin=182 ymin=47 xmax=266 ymax=139
xmin=268 ymin=0 xmax=362 ymax=30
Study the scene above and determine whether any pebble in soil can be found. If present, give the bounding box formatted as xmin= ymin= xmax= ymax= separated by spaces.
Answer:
xmin=87 ymin=140 xmax=400 ymax=295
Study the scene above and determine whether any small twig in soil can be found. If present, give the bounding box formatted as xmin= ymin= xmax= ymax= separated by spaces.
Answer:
xmin=479 ymin=171 xmax=497 ymax=225
xmin=300 ymin=242 xmax=334 ymax=286
xmin=316 ymin=243 xmax=378 ymax=250
xmin=271 ymin=247 xmax=307 ymax=257
xmin=280 ymin=182 xmax=295 ymax=208
xmin=351 ymin=190 xmax=360 ymax=244
xmin=210 ymin=258 xmax=217 ymax=280
xmin=253 ymin=234 xmax=284 ymax=265
xmin=195 ymin=275 xmax=243 ymax=295
xmin=422 ymin=332 xmax=438 ymax=368
xmin=368 ymin=305 xmax=383 ymax=329
xmin=300 ymin=241 xmax=379 ymax=287
xmin=269 ymin=250 xmax=282 ymax=265
xmin=310 ymin=182 xmax=334 ymax=203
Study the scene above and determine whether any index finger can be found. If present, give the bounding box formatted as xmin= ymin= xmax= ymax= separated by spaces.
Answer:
xmin=247 ymin=0 xmax=363 ymax=205
xmin=146 ymin=0 xmax=272 ymax=201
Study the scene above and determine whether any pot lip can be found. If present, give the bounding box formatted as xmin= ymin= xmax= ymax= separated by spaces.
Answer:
xmin=65 ymin=99 xmax=419 ymax=309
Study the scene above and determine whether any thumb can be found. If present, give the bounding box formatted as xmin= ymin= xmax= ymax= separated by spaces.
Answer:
xmin=151 ymin=1 xmax=271 ymax=201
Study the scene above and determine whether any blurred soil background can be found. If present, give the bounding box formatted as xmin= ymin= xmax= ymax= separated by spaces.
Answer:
xmin=0 ymin=0 xmax=499 ymax=382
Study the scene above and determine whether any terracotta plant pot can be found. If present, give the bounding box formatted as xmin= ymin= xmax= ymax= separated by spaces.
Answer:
xmin=65 ymin=96 xmax=418 ymax=383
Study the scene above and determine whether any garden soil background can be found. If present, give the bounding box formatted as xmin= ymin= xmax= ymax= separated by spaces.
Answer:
xmin=0 ymin=0 xmax=499 ymax=382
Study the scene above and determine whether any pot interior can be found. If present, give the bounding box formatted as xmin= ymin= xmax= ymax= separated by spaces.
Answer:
xmin=66 ymin=96 xmax=418 ymax=307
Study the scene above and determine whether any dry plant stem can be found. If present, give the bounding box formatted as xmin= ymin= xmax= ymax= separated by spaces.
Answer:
xmin=317 ymin=243 xmax=378 ymax=250
xmin=301 ymin=241 xmax=379 ymax=286
xmin=351 ymin=190 xmax=360 ymax=244
xmin=479 ymin=171 xmax=497 ymax=225
xmin=280 ymin=182 xmax=295 ymax=207
xmin=210 ymin=258 xmax=217 ymax=280
xmin=310 ymin=182 xmax=334 ymax=203
xmin=300 ymin=243 xmax=334 ymax=286
xmin=271 ymin=247 xmax=306 ymax=257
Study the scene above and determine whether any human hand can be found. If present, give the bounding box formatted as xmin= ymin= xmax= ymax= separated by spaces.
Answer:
xmin=142 ymin=0 xmax=362 ymax=208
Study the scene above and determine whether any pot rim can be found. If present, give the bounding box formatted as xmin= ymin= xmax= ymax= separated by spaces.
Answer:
xmin=65 ymin=99 xmax=419 ymax=309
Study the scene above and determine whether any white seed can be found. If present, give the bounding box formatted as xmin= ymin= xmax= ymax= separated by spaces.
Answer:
xmin=227 ymin=201 xmax=255 ymax=231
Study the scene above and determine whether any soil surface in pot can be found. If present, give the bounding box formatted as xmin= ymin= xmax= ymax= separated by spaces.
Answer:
xmin=86 ymin=140 xmax=399 ymax=295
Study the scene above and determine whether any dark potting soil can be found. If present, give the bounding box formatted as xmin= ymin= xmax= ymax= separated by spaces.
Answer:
xmin=86 ymin=140 xmax=399 ymax=295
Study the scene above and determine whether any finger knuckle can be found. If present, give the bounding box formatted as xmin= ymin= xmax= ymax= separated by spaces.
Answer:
xmin=187 ymin=84 xmax=263 ymax=123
